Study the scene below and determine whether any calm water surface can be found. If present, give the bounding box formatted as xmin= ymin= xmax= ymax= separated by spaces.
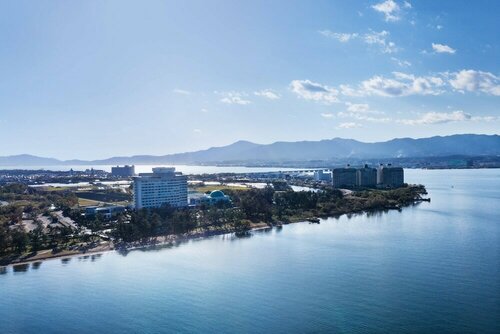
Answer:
xmin=1 ymin=169 xmax=499 ymax=333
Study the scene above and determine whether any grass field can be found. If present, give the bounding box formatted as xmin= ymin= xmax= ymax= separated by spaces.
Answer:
xmin=77 ymin=197 xmax=130 ymax=207
xmin=190 ymin=184 xmax=249 ymax=193
xmin=78 ymin=198 xmax=102 ymax=207
xmin=37 ymin=186 xmax=73 ymax=192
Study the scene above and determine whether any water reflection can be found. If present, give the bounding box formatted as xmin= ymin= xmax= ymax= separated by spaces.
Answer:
xmin=31 ymin=262 xmax=42 ymax=270
xmin=234 ymin=231 xmax=252 ymax=239
xmin=0 ymin=266 xmax=7 ymax=275
xmin=365 ymin=210 xmax=390 ymax=218
xmin=61 ymin=258 xmax=72 ymax=265
xmin=91 ymin=254 xmax=102 ymax=262
xmin=13 ymin=263 xmax=29 ymax=273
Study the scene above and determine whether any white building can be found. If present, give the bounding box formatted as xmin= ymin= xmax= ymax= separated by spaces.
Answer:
xmin=314 ymin=170 xmax=332 ymax=182
xmin=133 ymin=167 xmax=188 ymax=209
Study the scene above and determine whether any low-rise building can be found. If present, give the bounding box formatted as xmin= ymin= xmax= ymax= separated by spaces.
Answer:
xmin=189 ymin=190 xmax=231 ymax=206
xmin=84 ymin=205 xmax=126 ymax=219
xmin=314 ymin=170 xmax=332 ymax=182
xmin=133 ymin=167 xmax=188 ymax=209
xmin=111 ymin=165 xmax=135 ymax=178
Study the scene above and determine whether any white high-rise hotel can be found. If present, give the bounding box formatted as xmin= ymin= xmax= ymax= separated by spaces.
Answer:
xmin=133 ymin=167 xmax=188 ymax=209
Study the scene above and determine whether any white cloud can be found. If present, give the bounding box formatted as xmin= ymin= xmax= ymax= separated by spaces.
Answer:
xmin=363 ymin=30 xmax=398 ymax=53
xmin=372 ymin=0 xmax=401 ymax=22
xmin=449 ymin=70 xmax=500 ymax=96
xmin=319 ymin=30 xmax=359 ymax=42
xmin=403 ymin=1 xmax=412 ymax=8
xmin=201 ymin=108 xmax=209 ymax=113
xmin=337 ymin=122 xmax=362 ymax=129
xmin=339 ymin=103 xmax=389 ymax=122
xmin=363 ymin=30 xmax=388 ymax=44
xmin=193 ymin=128 xmax=202 ymax=133
xmin=321 ymin=113 xmax=334 ymax=118
xmin=400 ymin=110 xmax=471 ymax=125
xmin=338 ymin=111 xmax=392 ymax=123
xmin=219 ymin=92 xmax=251 ymax=105
xmin=345 ymin=102 xmax=371 ymax=113
xmin=254 ymin=89 xmax=281 ymax=100
xmin=343 ymin=72 xmax=445 ymax=97
xmin=340 ymin=84 xmax=364 ymax=97
xmin=398 ymin=110 xmax=498 ymax=125
xmin=432 ymin=43 xmax=456 ymax=54
xmin=290 ymin=79 xmax=340 ymax=104
xmin=173 ymin=89 xmax=191 ymax=95
xmin=319 ymin=29 xmax=398 ymax=53
xmin=391 ymin=57 xmax=411 ymax=67
xmin=436 ymin=25 xmax=443 ymax=30
xmin=295 ymin=69 xmax=499 ymax=103
xmin=220 ymin=96 xmax=251 ymax=105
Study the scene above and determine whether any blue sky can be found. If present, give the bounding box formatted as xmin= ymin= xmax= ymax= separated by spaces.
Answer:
xmin=0 ymin=0 xmax=498 ymax=159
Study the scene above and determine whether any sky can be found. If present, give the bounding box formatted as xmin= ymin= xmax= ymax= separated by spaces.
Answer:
xmin=0 ymin=0 xmax=499 ymax=160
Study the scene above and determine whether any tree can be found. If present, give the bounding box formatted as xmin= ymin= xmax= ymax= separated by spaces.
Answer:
xmin=30 ymin=221 xmax=44 ymax=252
xmin=0 ymin=224 xmax=11 ymax=254
xmin=11 ymin=229 xmax=29 ymax=253
xmin=233 ymin=219 xmax=251 ymax=234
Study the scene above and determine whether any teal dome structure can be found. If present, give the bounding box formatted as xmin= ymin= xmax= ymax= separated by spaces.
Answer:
xmin=210 ymin=190 xmax=226 ymax=198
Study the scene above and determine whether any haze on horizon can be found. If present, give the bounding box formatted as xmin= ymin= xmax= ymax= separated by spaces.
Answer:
xmin=1 ymin=0 xmax=499 ymax=160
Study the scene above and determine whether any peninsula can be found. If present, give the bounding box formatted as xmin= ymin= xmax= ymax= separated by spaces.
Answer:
xmin=0 ymin=167 xmax=428 ymax=266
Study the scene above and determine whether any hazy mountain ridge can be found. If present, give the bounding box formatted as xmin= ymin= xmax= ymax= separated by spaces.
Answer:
xmin=1 ymin=134 xmax=499 ymax=166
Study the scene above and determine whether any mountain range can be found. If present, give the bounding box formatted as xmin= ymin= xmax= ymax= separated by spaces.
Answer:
xmin=1 ymin=134 xmax=499 ymax=166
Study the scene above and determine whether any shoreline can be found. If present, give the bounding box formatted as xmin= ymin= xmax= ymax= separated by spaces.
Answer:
xmin=1 ymin=223 xmax=273 ymax=268
xmin=0 ymin=201 xmax=424 ymax=268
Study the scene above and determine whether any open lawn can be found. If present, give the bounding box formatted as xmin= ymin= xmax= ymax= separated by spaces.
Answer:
xmin=190 ymin=184 xmax=249 ymax=193
xmin=77 ymin=197 xmax=102 ymax=207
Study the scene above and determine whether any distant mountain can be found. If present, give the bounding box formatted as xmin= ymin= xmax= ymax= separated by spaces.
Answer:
xmin=0 ymin=154 xmax=62 ymax=166
xmin=1 ymin=134 xmax=499 ymax=166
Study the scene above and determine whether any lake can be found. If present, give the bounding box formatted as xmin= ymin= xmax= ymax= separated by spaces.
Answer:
xmin=1 ymin=169 xmax=499 ymax=333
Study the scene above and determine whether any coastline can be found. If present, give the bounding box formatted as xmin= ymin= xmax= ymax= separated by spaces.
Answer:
xmin=0 ymin=201 xmax=423 ymax=268
xmin=1 ymin=223 xmax=272 ymax=268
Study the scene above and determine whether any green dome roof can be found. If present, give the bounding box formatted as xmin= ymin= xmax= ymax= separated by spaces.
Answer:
xmin=210 ymin=190 xmax=225 ymax=198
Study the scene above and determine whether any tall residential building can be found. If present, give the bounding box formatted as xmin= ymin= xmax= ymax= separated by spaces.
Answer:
xmin=111 ymin=165 xmax=135 ymax=177
xmin=377 ymin=164 xmax=404 ymax=188
xmin=357 ymin=165 xmax=377 ymax=187
xmin=332 ymin=166 xmax=357 ymax=188
xmin=133 ymin=167 xmax=188 ymax=209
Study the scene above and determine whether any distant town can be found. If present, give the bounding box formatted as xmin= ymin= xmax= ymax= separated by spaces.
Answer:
xmin=1 ymin=163 xmax=405 ymax=208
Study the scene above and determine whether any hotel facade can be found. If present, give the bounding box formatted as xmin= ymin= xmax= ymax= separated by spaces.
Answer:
xmin=133 ymin=167 xmax=188 ymax=209
xmin=332 ymin=164 xmax=404 ymax=189
xmin=377 ymin=164 xmax=404 ymax=188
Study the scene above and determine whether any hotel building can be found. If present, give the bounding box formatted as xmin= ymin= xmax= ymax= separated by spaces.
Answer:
xmin=377 ymin=164 xmax=404 ymax=188
xmin=357 ymin=165 xmax=378 ymax=187
xmin=133 ymin=167 xmax=188 ymax=209
xmin=332 ymin=166 xmax=357 ymax=188
xmin=331 ymin=164 xmax=403 ymax=189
